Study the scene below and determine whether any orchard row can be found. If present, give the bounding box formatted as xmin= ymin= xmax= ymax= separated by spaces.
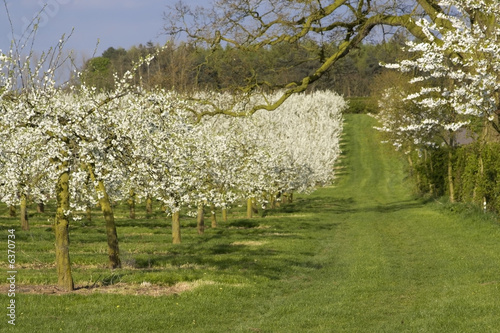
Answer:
xmin=0 ymin=87 xmax=345 ymax=221
xmin=0 ymin=48 xmax=344 ymax=289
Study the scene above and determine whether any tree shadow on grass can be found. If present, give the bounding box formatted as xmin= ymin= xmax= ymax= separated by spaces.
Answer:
xmin=274 ymin=195 xmax=425 ymax=216
xmin=333 ymin=198 xmax=425 ymax=215
xmin=116 ymin=219 xmax=167 ymax=229
xmin=120 ymin=215 xmax=343 ymax=284
xmin=227 ymin=219 xmax=261 ymax=229
xmin=130 ymin=248 xmax=308 ymax=282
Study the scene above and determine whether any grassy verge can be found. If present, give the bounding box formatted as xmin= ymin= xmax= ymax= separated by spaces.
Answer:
xmin=1 ymin=114 xmax=500 ymax=332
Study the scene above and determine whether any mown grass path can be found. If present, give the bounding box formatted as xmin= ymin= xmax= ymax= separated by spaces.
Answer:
xmin=3 ymin=114 xmax=500 ymax=332
xmin=253 ymin=114 xmax=500 ymax=332
xmin=236 ymin=114 xmax=500 ymax=332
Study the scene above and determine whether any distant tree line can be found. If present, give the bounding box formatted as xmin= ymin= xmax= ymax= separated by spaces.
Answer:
xmin=80 ymin=33 xmax=408 ymax=99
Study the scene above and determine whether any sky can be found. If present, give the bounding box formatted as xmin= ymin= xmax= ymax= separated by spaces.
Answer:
xmin=0 ymin=0 xmax=198 ymax=59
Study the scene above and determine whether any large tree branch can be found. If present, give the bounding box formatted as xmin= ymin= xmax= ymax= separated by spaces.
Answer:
xmin=166 ymin=0 xmax=465 ymax=118
xmin=416 ymin=0 xmax=455 ymax=31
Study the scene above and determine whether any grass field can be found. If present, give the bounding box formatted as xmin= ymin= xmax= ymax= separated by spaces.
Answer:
xmin=1 ymin=114 xmax=500 ymax=332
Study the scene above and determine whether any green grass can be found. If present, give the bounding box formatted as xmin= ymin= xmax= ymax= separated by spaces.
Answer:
xmin=2 ymin=114 xmax=500 ymax=332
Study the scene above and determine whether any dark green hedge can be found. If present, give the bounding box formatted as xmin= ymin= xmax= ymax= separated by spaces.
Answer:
xmin=344 ymin=97 xmax=378 ymax=114
xmin=413 ymin=142 xmax=500 ymax=212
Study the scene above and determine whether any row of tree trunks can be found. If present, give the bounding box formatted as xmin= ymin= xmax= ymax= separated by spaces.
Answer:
xmin=246 ymin=193 xmax=293 ymax=219
xmin=415 ymin=120 xmax=494 ymax=206
xmin=445 ymin=123 xmax=488 ymax=206
xmin=10 ymin=197 xmax=44 ymax=231
xmin=43 ymin=175 xmax=296 ymax=290
xmin=173 ymin=204 xmax=227 ymax=243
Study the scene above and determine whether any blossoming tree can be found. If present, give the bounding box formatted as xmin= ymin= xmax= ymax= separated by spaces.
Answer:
xmin=376 ymin=0 xmax=500 ymax=201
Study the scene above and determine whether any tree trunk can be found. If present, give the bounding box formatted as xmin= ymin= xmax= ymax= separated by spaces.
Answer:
xmin=55 ymin=165 xmax=74 ymax=291
xmin=473 ymin=119 xmax=489 ymax=204
xmin=282 ymin=193 xmax=288 ymax=204
xmin=37 ymin=202 xmax=45 ymax=213
xmin=211 ymin=203 xmax=217 ymax=228
xmin=197 ymin=204 xmax=205 ymax=235
xmin=128 ymin=189 xmax=136 ymax=219
xmin=246 ymin=198 xmax=253 ymax=219
xmin=88 ymin=165 xmax=121 ymax=269
xmin=270 ymin=194 xmax=276 ymax=209
xmin=172 ymin=210 xmax=181 ymax=244
xmin=97 ymin=181 xmax=121 ymax=269
xmin=9 ymin=205 xmax=15 ymax=217
xmin=20 ymin=194 xmax=29 ymax=231
xmin=428 ymin=150 xmax=434 ymax=173
xmin=86 ymin=205 xmax=92 ymax=222
xmin=472 ymin=155 xmax=483 ymax=202
xmin=448 ymin=149 xmax=455 ymax=203
xmin=146 ymin=195 xmax=153 ymax=218
xmin=252 ymin=199 xmax=259 ymax=214
xmin=222 ymin=207 xmax=228 ymax=222
xmin=423 ymin=150 xmax=433 ymax=194
xmin=407 ymin=155 xmax=414 ymax=177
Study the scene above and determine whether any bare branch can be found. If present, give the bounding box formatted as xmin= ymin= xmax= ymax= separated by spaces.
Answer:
xmin=164 ymin=0 xmax=464 ymax=117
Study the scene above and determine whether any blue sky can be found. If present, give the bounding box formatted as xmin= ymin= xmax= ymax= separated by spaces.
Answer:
xmin=0 ymin=0 xmax=197 ymax=58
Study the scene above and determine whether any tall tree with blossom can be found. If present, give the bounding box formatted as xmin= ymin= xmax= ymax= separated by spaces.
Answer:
xmin=377 ymin=0 xmax=500 ymax=201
